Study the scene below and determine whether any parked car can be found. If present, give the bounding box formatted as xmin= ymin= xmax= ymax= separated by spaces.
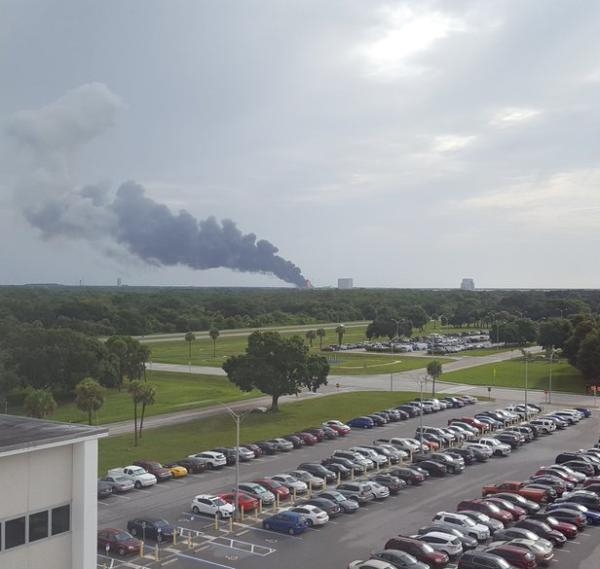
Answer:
xmin=318 ymin=490 xmax=360 ymax=513
xmin=238 ymin=482 xmax=275 ymax=505
xmin=369 ymin=473 xmax=406 ymax=494
xmin=493 ymin=528 xmax=553 ymax=549
xmin=297 ymin=462 xmax=337 ymax=483
xmin=370 ymin=550 xmax=429 ymax=569
xmin=162 ymin=463 xmax=188 ymax=478
xmin=323 ymin=456 xmax=366 ymax=475
xmin=323 ymin=419 xmax=351 ymax=434
xmin=416 ymin=525 xmax=478 ymax=550
xmin=384 ymin=536 xmax=449 ymax=569
xmin=483 ymin=497 xmax=526 ymax=521
xmin=514 ymin=519 xmax=566 ymax=546
xmin=107 ymin=466 xmax=157 ymax=489
xmin=267 ymin=438 xmax=294 ymax=451
xmin=255 ymin=440 xmax=279 ymax=455
xmin=301 ymin=496 xmax=342 ymax=518
xmin=187 ymin=451 xmax=227 ymax=469
xmin=336 ymin=481 xmax=376 ymax=504
xmin=432 ymin=512 xmax=490 ymax=542
xmin=218 ymin=491 xmax=260 ymax=512
xmin=270 ymin=473 xmax=309 ymax=494
xmin=447 ymin=447 xmax=476 ymax=465
xmin=288 ymin=503 xmax=329 ymax=526
xmin=97 ymin=528 xmax=142 ymax=556
xmin=413 ymin=460 xmax=447 ymax=477
xmin=254 ymin=478 xmax=291 ymax=500
xmin=288 ymin=469 xmax=326 ymax=489
xmin=348 ymin=560 xmax=397 ymax=569
xmin=295 ymin=431 xmax=318 ymax=445
xmin=459 ymin=510 xmax=504 ymax=534
xmin=262 ymin=511 xmax=308 ymax=535
xmin=477 ymin=438 xmax=511 ymax=457
xmin=97 ymin=480 xmax=113 ymax=498
xmin=457 ymin=499 xmax=513 ymax=526
xmin=547 ymin=502 xmax=598 ymax=524
xmin=477 ymin=547 xmax=536 ymax=569
xmin=100 ymin=474 xmax=135 ymax=493
xmin=347 ymin=416 xmax=376 ymax=429
xmin=126 ymin=517 xmax=175 ymax=542
xmin=211 ymin=447 xmax=238 ymax=465
xmin=497 ymin=538 xmax=553 ymax=566
xmin=389 ymin=467 xmax=425 ymax=485
xmin=284 ymin=434 xmax=305 ymax=449
xmin=415 ymin=531 xmax=463 ymax=560
xmin=525 ymin=514 xmax=577 ymax=538
xmin=492 ymin=492 xmax=540 ymax=514
xmin=242 ymin=443 xmax=263 ymax=457
xmin=190 ymin=494 xmax=235 ymax=518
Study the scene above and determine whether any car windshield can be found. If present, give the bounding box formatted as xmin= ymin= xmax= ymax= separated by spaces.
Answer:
xmin=154 ymin=520 xmax=170 ymax=528
xmin=544 ymin=516 xmax=558 ymax=526
xmin=131 ymin=467 xmax=145 ymax=475
xmin=115 ymin=532 xmax=132 ymax=542
xmin=461 ymin=517 xmax=475 ymax=527
xmin=419 ymin=542 xmax=435 ymax=553
xmin=212 ymin=498 xmax=226 ymax=507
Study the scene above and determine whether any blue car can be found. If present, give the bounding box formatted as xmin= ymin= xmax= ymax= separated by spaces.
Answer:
xmin=548 ymin=502 xmax=600 ymax=524
xmin=347 ymin=416 xmax=375 ymax=429
xmin=576 ymin=407 xmax=592 ymax=418
xmin=262 ymin=511 xmax=308 ymax=535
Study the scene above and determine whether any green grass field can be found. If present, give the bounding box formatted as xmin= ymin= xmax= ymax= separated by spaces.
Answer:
xmin=48 ymin=372 xmax=260 ymax=425
xmin=460 ymin=347 xmax=515 ymax=357
xmin=441 ymin=359 xmax=586 ymax=393
xmin=325 ymin=353 xmax=439 ymax=375
xmin=99 ymin=391 xmax=426 ymax=473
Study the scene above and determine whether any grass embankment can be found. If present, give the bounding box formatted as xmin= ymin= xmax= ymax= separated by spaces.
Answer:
xmin=325 ymin=353 xmax=437 ymax=375
xmin=99 ymin=391 xmax=426 ymax=473
xmin=49 ymin=372 xmax=260 ymax=425
xmin=441 ymin=359 xmax=586 ymax=394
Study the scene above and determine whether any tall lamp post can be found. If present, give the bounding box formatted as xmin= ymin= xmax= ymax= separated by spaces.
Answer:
xmin=220 ymin=404 xmax=250 ymax=521
xmin=522 ymin=350 xmax=530 ymax=418
xmin=391 ymin=319 xmax=400 ymax=353
xmin=548 ymin=345 xmax=555 ymax=404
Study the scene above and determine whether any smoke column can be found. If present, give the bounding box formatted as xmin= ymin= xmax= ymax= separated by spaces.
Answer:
xmin=6 ymin=84 xmax=308 ymax=287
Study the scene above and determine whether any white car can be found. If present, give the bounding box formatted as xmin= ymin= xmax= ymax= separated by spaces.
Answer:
xmin=288 ymin=470 xmax=325 ymax=490
xmin=361 ymin=481 xmax=390 ymax=499
xmin=388 ymin=437 xmax=428 ymax=453
xmin=191 ymin=494 xmax=235 ymax=518
xmin=269 ymin=474 xmax=308 ymax=494
xmin=187 ymin=451 xmax=227 ymax=468
xmin=107 ymin=466 xmax=157 ymax=489
xmin=529 ymin=419 xmax=556 ymax=433
xmin=348 ymin=560 xmax=396 ymax=569
xmin=446 ymin=425 xmax=471 ymax=441
xmin=540 ymin=464 xmax=585 ymax=482
xmin=350 ymin=447 xmax=388 ymax=466
xmin=288 ymin=504 xmax=329 ymax=526
xmin=432 ymin=511 xmax=490 ymax=541
xmin=415 ymin=531 xmax=463 ymax=558
xmin=478 ymin=438 xmax=511 ymax=457
xmin=324 ymin=419 xmax=351 ymax=431
xmin=464 ymin=443 xmax=493 ymax=458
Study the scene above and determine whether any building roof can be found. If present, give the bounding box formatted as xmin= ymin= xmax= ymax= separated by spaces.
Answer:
xmin=0 ymin=415 xmax=108 ymax=456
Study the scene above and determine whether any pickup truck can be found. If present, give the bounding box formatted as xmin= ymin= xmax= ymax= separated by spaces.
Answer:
xmin=108 ymin=466 xmax=157 ymax=489
xmin=481 ymin=481 xmax=548 ymax=503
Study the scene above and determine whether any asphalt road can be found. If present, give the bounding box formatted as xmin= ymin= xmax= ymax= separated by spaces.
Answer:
xmin=98 ymin=403 xmax=600 ymax=569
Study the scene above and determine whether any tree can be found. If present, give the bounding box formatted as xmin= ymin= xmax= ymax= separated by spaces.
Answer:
xmin=106 ymin=337 xmax=128 ymax=390
xmin=335 ymin=325 xmax=346 ymax=347
xmin=222 ymin=331 xmax=329 ymax=412
xmin=305 ymin=330 xmax=316 ymax=347
xmin=426 ymin=360 xmax=443 ymax=397
xmin=106 ymin=336 xmax=149 ymax=389
xmin=128 ymin=380 xmax=145 ymax=446
xmin=138 ymin=383 xmax=157 ymax=439
xmin=316 ymin=328 xmax=326 ymax=350
xmin=75 ymin=377 xmax=105 ymax=425
xmin=575 ymin=331 xmax=600 ymax=386
xmin=184 ymin=332 xmax=196 ymax=364
xmin=24 ymin=388 xmax=57 ymax=418
xmin=209 ymin=328 xmax=220 ymax=358
xmin=563 ymin=319 xmax=596 ymax=366
xmin=538 ymin=318 xmax=573 ymax=349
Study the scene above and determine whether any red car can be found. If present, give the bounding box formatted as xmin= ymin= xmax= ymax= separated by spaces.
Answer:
xmin=97 ymin=528 xmax=142 ymax=556
xmin=296 ymin=432 xmax=318 ymax=445
xmin=483 ymin=497 xmax=526 ymax=520
xmin=324 ymin=420 xmax=351 ymax=435
xmin=242 ymin=443 xmax=263 ymax=457
xmin=219 ymin=492 xmax=259 ymax=513
xmin=385 ymin=536 xmax=449 ymax=569
xmin=305 ymin=427 xmax=326 ymax=442
xmin=254 ymin=478 xmax=290 ymax=500
xmin=486 ymin=544 xmax=537 ymax=569
xmin=457 ymin=499 xmax=512 ymax=525
xmin=541 ymin=516 xmax=578 ymax=539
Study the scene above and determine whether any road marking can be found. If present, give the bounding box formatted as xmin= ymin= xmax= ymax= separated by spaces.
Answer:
xmin=235 ymin=529 xmax=249 ymax=536
xmin=110 ymin=494 xmax=132 ymax=500
xmin=162 ymin=558 xmax=177 ymax=566
xmin=175 ymin=552 xmax=236 ymax=568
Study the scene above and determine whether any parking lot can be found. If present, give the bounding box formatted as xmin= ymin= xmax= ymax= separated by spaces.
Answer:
xmin=97 ymin=400 xmax=600 ymax=569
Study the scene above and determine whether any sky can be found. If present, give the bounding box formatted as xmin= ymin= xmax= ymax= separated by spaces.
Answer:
xmin=1 ymin=0 xmax=600 ymax=289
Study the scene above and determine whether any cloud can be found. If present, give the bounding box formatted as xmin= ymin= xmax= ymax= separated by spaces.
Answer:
xmin=490 ymin=107 xmax=542 ymax=127
xmin=432 ymin=134 xmax=477 ymax=153
xmin=356 ymin=4 xmax=466 ymax=78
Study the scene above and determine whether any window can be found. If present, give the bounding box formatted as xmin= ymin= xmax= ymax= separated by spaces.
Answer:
xmin=51 ymin=505 xmax=70 ymax=535
xmin=5 ymin=517 xmax=26 ymax=549
xmin=29 ymin=511 xmax=49 ymax=542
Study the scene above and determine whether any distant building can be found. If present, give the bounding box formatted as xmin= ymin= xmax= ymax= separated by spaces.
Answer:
xmin=460 ymin=278 xmax=475 ymax=291
xmin=337 ymin=278 xmax=354 ymax=289
xmin=0 ymin=415 xmax=107 ymax=569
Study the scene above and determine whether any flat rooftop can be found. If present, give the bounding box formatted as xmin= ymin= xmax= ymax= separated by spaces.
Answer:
xmin=0 ymin=415 xmax=108 ymax=456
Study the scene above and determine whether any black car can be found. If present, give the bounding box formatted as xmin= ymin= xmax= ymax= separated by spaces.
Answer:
xmin=363 ymin=445 xmax=402 ymax=464
xmin=446 ymin=448 xmax=476 ymax=465
xmin=514 ymin=519 xmax=566 ymax=546
xmin=297 ymin=463 xmax=337 ymax=483
xmin=420 ymin=433 xmax=446 ymax=447
xmin=322 ymin=461 xmax=351 ymax=479
xmin=412 ymin=460 xmax=447 ymax=477
xmin=301 ymin=497 xmax=342 ymax=517
xmin=557 ymin=491 xmax=600 ymax=509
xmin=318 ymin=490 xmax=359 ymax=513
xmin=321 ymin=426 xmax=339 ymax=440
xmin=395 ymin=409 xmax=410 ymax=421
xmin=368 ymin=414 xmax=387 ymax=426
xmin=405 ymin=464 xmax=431 ymax=479
xmin=255 ymin=440 xmax=278 ymax=455
xmin=371 ymin=549 xmax=429 ymax=569
xmin=457 ymin=551 xmax=513 ymax=569
xmin=370 ymin=474 xmax=406 ymax=494
xmin=323 ymin=456 xmax=366 ymax=475
xmin=213 ymin=447 xmax=238 ymax=465
xmin=396 ymin=404 xmax=419 ymax=418
xmin=97 ymin=480 xmax=113 ymax=499
xmin=166 ymin=457 xmax=207 ymax=474
xmin=494 ymin=433 xmax=522 ymax=449
xmin=284 ymin=434 xmax=305 ymax=449
xmin=126 ymin=517 xmax=175 ymax=542
xmin=493 ymin=493 xmax=540 ymax=514
xmin=389 ymin=467 xmax=425 ymax=485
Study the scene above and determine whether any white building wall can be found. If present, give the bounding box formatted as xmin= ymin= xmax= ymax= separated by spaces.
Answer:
xmin=1 ymin=533 xmax=72 ymax=569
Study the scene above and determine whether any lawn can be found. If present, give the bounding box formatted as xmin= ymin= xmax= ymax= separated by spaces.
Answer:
xmin=460 ymin=347 xmax=516 ymax=357
xmin=99 ymin=390 xmax=428 ymax=473
xmin=148 ymin=324 xmax=369 ymax=367
xmin=325 ymin=353 xmax=440 ymax=375
xmin=441 ymin=359 xmax=586 ymax=394
xmin=48 ymin=372 xmax=260 ymax=425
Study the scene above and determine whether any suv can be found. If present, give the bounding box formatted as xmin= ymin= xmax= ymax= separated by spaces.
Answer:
xmin=336 ymin=482 xmax=376 ymax=504
xmin=478 ymin=438 xmax=511 ymax=457
xmin=190 ymin=494 xmax=235 ymax=518
xmin=238 ymin=482 xmax=276 ymax=505
xmin=384 ymin=536 xmax=449 ymax=569
xmin=332 ymin=450 xmax=374 ymax=470
xmin=187 ymin=451 xmax=227 ymax=469
xmin=432 ymin=512 xmax=490 ymax=542
xmin=415 ymin=531 xmax=463 ymax=559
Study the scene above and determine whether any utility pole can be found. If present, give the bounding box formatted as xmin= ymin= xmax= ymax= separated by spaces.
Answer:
xmin=221 ymin=404 xmax=247 ymax=521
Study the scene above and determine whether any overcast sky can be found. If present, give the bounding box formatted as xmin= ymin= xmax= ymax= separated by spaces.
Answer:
xmin=2 ymin=0 xmax=600 ymax=289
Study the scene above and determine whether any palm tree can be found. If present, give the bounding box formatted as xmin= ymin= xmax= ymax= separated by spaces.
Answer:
xmin=24 ymin=388 xmax=57 ymax=419
xmin=75 ymin=377 xmax=105 ymax=425
xmin=209 ymin=328 xmax=220 ymax=358
xmin=184 ymin=332 xmax=196 ymax=366
xmin=316 ymin=328 xmax=326 ymax=350
xmin=128 ymin=380 xmax=145 ymax=446
xmin=138 ymin=384 xmax=157 ymax=439
xmin=335 ymin=324 xmax=346 ymax=347
xmin=305 ymin=330 xmax=317 ymax=348
xmin=426 ymin=360 xmax=443 ymax=397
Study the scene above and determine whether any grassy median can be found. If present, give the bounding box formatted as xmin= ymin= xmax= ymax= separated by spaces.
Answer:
xmin=98 ymin=390 xmax=428 ymax=473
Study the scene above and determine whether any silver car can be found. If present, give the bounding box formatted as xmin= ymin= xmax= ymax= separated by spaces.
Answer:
xmin=269 ymin=474 xmax=308 ymax=494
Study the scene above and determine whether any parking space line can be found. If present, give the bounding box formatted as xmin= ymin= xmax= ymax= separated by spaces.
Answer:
xmin=176 ymin=552 xmax=236 ymax=568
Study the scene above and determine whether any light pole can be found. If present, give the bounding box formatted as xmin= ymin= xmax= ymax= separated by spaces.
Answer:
xmin=220 ymin=404 xmax=250 ymax=521
xmin=548 ymin=345 xmax=555 ymax=404
xmin=522 ymin=350 xmax=530 ymax=418
xmin=391 ymin=319 xmax=400 ymax=353
xmin=417 ymin=376 xmax=427 ymax=450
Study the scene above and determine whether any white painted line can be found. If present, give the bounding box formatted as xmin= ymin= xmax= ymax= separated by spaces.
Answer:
xmin=176 ymin=552 xmax=236 ymax=568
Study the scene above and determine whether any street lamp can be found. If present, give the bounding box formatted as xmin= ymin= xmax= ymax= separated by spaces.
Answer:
xmin=416 ymin=376 xmax=428 ymax=450
xmin=220 ymin=404 xmax=251 ymax=521
xmin=391 ymin=319 xmax=400 ymax=353
xmin=522 ymin=350 xmax=531 ymax=418
xmin=548 ymin=345 xmax=555 ymax=404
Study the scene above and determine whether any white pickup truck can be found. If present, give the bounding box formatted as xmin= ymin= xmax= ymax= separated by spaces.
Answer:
xmin=108 ymin=466 xmax=157 ymax=489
